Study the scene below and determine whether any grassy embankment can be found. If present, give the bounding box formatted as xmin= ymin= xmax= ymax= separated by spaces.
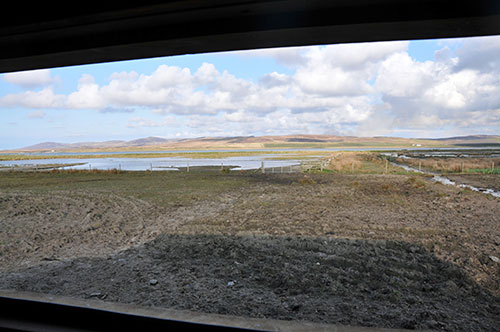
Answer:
xmin=323 ymin=151 xmax=421 ymax=175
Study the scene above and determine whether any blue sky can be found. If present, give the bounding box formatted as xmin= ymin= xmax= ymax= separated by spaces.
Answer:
xmin=1 ymin=36 xmax=499 ymax=149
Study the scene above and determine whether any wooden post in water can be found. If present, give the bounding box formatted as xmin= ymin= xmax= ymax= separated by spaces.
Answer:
xmin=187 ymin=162 xmax=189 ymax=172
xmin=261 ymin=161 xmax=265 ymax=174
xmin=150 ymin=163 xmax=153 ymax=172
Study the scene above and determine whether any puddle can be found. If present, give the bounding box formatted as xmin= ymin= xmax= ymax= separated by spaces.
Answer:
xmin=432 ymin=176 xmax=500 ymax=198
xmin=390 ymin=161 xmax=500 ymax=198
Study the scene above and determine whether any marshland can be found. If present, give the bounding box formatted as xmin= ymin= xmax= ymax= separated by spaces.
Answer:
xmin=0 ymin=148 xmax=499 ymax=331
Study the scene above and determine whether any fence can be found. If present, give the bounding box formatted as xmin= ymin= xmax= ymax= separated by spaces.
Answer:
xmin=7 ymin=158 xmax=329 ymax=173
xmin=299 ymin=159 xmax=329 ymax=172
xmin=152 ymin=160 xmax=320 ymax=173
xmin=261 ymin=163 xmax=302 ymax=174
xmin=152 ymin=160 xmax=306 ymax=173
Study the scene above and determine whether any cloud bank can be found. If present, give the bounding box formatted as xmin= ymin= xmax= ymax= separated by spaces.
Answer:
xmin=1 ymin=36 xmax=499 ymax=138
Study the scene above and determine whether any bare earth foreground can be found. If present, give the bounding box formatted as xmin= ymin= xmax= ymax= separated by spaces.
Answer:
xmin=0 ymin=171 xmax=499 ymax=331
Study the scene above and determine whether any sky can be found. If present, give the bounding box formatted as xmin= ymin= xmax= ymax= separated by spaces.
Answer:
xmin=1 ymin=35 xmax=500 ymax=149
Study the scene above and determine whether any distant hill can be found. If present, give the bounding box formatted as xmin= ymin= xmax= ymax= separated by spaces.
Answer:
xmin=19 ymin=136 xmax=174 ymax=151
xmin=10 ymin=134 xmax=500 ymax=152
xmin=21 ymin=142 xmax=72 ymax=150
xmin=127 ymin=137 xmax=173 ymax=146
xmin=428 ymin=135 xmax=500 ymax=147
xmin=429 ymin=135 xmax=499 ymax=141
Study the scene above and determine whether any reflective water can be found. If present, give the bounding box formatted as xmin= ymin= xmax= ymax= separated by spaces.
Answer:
xmin=431 ymin=175 xmax=500 ymax=198
xmin=390 ymin=161 xmax=500 ymax=198
xmin=0 ymin=156 xmax=300 ymax=171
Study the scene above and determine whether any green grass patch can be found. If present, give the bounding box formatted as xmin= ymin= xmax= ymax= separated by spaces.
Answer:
xmin=468 ymin=168 xmax=500 ymax=174
xmin=0 ymin=171 xmax=252 ymax=208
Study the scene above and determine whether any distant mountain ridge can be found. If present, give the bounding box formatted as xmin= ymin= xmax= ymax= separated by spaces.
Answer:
xmin=20 ymin=137 xmax=176 ymax=151
xmin=12 ymin=134 xmax=500 ymax=152
xmin=427 ymin=135 xmax=498 ymax=141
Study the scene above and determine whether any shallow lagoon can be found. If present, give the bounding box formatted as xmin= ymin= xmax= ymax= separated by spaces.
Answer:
xmin=0 ymin=155 xmax=301 ymax=171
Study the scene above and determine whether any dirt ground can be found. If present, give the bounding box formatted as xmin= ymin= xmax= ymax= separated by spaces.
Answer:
xmin=0 ymin=172 xmax=499 ymax=331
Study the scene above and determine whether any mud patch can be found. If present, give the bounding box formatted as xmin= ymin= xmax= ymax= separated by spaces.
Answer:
xmin=1 ymin=172 xmax=498 ymax=331
xmin=0 ymin=191 xmax=174 ymax=269
xmin=1 ymin=234 xmax=498 ymax=331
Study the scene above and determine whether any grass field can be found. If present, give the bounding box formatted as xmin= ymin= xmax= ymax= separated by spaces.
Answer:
xmin=0 ymin=150 xmax=330 ymax=162
xmin=0 ymin=170 xmax=252 ymax=209
xmin=1 ymin=163 xmax=499 ymax=331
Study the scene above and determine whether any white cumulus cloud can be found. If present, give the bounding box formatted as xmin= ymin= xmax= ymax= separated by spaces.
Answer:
xmin=2 ymin=69 xmax=55 ymax=88
xmin=1 ymin=36 xmax=499 ymax=138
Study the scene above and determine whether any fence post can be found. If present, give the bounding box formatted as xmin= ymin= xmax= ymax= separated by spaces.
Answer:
xmin=261 ymin=161 xmax=265 ymax=174
xmin=385 ymin=159 xmax=388 ymax=174
xmin=187 ymin=162 xmax=189 ymax=172
xmin=150 ymin=163 xmax=153 ymax=171
xmin=492 ymin=162 xmax=494 ymax=171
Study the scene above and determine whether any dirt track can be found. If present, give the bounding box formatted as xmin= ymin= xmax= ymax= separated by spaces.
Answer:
xmin=0 ymin=172 xmax=499 ymax=331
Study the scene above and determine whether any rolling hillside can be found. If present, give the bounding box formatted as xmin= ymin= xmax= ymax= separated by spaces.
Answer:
xmin=8 ymin=134 xmax=500 ymax=152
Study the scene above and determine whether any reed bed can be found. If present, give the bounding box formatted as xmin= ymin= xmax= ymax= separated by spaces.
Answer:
xmin=395 ymin=157 xmax=500 ymax=173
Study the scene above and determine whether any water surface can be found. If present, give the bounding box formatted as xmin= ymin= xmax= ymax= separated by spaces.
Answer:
xmin=0 ymin=155 xmax=301 ymax=171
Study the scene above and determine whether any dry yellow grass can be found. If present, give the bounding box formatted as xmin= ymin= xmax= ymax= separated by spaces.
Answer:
xmin=327 ymin=152 xmax=363 ymax=172
xmin=325 ymin=151 xmax=399 ymax=174
xmin=396 ymin=157 xmax=499 ymax=173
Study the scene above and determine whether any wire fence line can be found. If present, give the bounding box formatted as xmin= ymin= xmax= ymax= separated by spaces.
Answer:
xmin=3 ymin=158 xmax=330 ymax=173
xmin=153 ymin=160 xmax=305 ymax=173
xmin=118 ymin=159 xmax=323 ymax=173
